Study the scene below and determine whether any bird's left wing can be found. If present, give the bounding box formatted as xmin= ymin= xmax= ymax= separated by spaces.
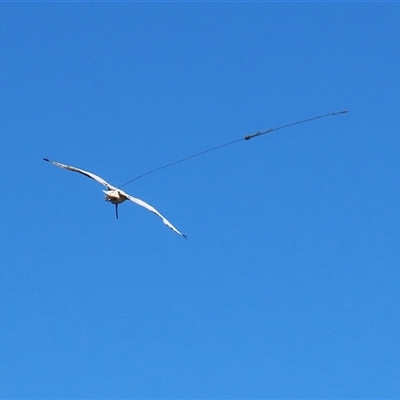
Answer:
xmin=123 ymin=191 xmax=187 ymax=238
xmin=43 ymin=158 xmax=115 ymax=190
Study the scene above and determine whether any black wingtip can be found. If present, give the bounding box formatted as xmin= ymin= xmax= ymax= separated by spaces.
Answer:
xmin=43 ymin=157 xmax=50 ymax=162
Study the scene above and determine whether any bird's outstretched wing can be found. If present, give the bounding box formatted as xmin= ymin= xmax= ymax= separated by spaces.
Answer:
xmin=122 ymin=191 xmax=187 ymax=238
xmin=43 ymin=158 xmax=115 ymax=190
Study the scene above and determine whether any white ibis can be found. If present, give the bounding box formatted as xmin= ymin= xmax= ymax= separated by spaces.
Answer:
xmin=43 ymin=158 xmax=186 ymax=238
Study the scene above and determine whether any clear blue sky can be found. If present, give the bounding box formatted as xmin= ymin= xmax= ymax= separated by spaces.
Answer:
xmin=1 ymin=3 xmax=399 ymax=399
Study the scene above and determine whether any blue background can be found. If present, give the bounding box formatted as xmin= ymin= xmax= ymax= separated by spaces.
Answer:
xmin=1 ymin=3 xmax=399 ymax=398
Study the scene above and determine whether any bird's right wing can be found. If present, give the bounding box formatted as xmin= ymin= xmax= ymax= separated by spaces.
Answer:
xmin=123 ymin=191 xmax=187 ymax=238
xmin=43 ymin=158 xmax=115 ymax=190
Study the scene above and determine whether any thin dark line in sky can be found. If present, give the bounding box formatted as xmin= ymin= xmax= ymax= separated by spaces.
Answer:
xmin=119 ymin=110 xmax=349 ymax=188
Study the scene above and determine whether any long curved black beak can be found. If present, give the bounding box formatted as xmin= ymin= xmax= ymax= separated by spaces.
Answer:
xmin=115 ymin=204 xmax=119 ymax=219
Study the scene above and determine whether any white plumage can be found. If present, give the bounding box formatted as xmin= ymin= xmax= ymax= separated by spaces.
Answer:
xmin=43 ymin=158 xmax=186 ymax=238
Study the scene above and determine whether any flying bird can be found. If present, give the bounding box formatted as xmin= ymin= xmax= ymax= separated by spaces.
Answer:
xmin=43 ymin=158 xmax=186 ymax=238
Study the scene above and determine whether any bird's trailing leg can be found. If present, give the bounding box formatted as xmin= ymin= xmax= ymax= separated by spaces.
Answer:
xmin=115 ymin=204 xmax=119 ymax=219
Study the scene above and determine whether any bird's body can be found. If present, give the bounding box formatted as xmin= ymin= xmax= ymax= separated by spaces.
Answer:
xmin=43 ymin=158 xmax=186 ymax=238
xmin=103 ymin=189 xmax=129 ymax=204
